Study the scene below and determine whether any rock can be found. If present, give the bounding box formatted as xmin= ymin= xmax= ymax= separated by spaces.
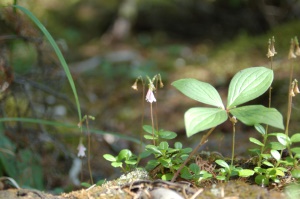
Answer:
xmin=150 ymin=187 xmax=184 ymax=199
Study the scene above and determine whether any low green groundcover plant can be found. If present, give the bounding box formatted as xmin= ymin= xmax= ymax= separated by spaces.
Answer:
xmin=104 ymin=61 xmax=300 ymax=189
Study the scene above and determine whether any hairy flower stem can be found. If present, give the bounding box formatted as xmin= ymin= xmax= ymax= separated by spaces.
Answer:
xmin=85 ymin=118 xmax=94 ymax=184
xmin=140 ymin=80 xmax=145 ymax=152
xmin=155 ymin=80 xmax=159 ymax=132
xmin=150 ymin=103 xmax=155 ymax=145
xmin=231 ymin=121 xmax=236 ymax=167
xmin=258 ymin=57 xmax=274 ymax=167
xmin=285 ymin=63 xmax=294 ymax=135
xmin=171 ymin=127 xmax=216 ymax=182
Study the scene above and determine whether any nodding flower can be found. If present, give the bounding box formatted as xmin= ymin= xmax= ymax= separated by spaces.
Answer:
xmin=267 ymin=37 xmax=276 ymax=58
xmin=294 ymin=80 xmax=300 ymax=95
xmin=288 ymin=38 xmax=297 ymax=59
xmin=146 ymin=88 xmax=156 ymax=103
xmin=131 ymin=80 xmax=138 ymax=91
xmin=145 ymin=81 xmax=156 ymax=103
xmin=290 ymin=88 xmax=296 ymax=97
xmin=267 ymin=48 xmax=274 ymax=58
xmin=77 ymin=141 xmax=86 ymax=158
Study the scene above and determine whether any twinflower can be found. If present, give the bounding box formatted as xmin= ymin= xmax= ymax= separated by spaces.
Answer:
xmin=77 ymin=141 xmax=86 ymax=157
xmin=145 ymin=88 xmax=156 ymax=103
xmin=145 ymin=78 xmax=156 ymax=103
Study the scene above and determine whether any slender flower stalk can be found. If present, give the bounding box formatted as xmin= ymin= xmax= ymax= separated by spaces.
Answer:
xmin=258 ymin=37 xmax=277 ymax=167
xmin=131 ymin=76 xmax=146 ymax=154
xmin=146 ymin=77 xmax=157 ymax=144
xmin=230 ymin=116 xmax=237 ymax=167
xmin=132 ymin=74 xmax=163 ymax=146
xmin=285 ymin=38 xmax=297 ymax=135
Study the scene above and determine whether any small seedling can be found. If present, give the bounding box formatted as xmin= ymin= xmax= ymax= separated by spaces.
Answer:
xmin=171 ymin=66 xmax=284 ymax=181
xmin=180 ymin=163 xmax=213 ymax=184
xmin=141 ymin=125 xmax=192 ymax=180
xmin=103 ymin=149 xmax=138 ymax=173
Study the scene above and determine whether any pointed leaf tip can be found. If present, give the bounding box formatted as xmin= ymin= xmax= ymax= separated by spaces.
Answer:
xmin=227 ymin=67 xmax=273 ymax=108
xmin=230 ymin=105 xmax=284 ymax=130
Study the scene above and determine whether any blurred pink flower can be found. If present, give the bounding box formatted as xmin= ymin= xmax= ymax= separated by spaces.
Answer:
xmin=145 ymin=89 xmax=156 ymax=103
xmin=77 ymin=143 xmax=86 ymax=157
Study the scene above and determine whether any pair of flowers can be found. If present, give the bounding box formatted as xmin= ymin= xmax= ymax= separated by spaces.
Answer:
xmin=132 ymin=75 xmax=163 ymax=103
xmin=77 ymin=76 xmax=162 ymax=157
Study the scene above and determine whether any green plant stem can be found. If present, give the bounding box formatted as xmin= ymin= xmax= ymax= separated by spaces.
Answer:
xmin=268 ymin=57 xmax=273 ymax=108
xmin=139 ymin=81 xmax=145 ymax=153
xmin=150 ymin=103 xmax=155 ymax=145
xmin=231 ymin=124 xmax=236 ymax=167
xmin=85 ymin=118 xmax=93 ymax=185
xmin=171 ymin=127 xmax=216 ymax=182
xmin=155 ymin=79 xmax=159 ymax=132
xmin=258 ymin=134 xmax=268 ymax=167
xmin=285 ymin=63 xmax=294 ymax=135
xmin=258 ymin=57 xmax=273 ymax=167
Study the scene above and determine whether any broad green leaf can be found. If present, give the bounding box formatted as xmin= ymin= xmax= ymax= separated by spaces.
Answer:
xmin=270 ymin=149 xmax=281 ymax=161
xmin=81 ymin=182 xmax=92 ymax=188
xmin=249 ymin=137 xmax=264 ymax=146
xmin=199 ymin=171 xmax=213 ymax=179
xmin=291 ymin=169 xmax=300 ymax=178
xmin=158 ymin=130 xmax=177 ymax=139
xmin=159 ymin=158 xmax=171 ymax=167
xmin=227 ymin=67 xmax=273 ymax=108
xmin=254 ymin=167 xmax=266 ymax=173
xmin=254 ymin=124 xmax=266 ymax=135
xmin=159 ymin=141 xmax=169 ymax=150
xmin=216 ymin=175 xmax=226 ymax=181
xmin=276 ymin=133 xmax=291 ymax=147
xmin=117 ymin=149 xmax=132 ymax=161
xmin=181 ymin=148 xmax=192 ymax=154
xmin=273 ymin=168 xmax=285 ymax=177
xmin=146 ymin=145 xmax=163 ymax=155
xmin=144 ymin=135 xmax=158 ymax=140
xmin=248 ymin=148 xmax=261 ymax=155
xmin=172 ymin=79 xmax=224 ymax=108
xmin=291 ymin=133 xmax=300 ymax=143
xmin=189 ymin=163 xmax=200 ymax=174
xmin=261 ymin=154 xmax=271 ymax=159
xmin=229 ymin=105 xmax=284 ymax=130
xmin=277 ymin=167 xmax=288 ymax=172
xmin=180 ymin=167 xmax=192 ymax=180
xmin=111 ymin=162 xmax=123 ymax=168
xmin=174 ymin=142 xmax=182 ymax=149
xmin=161 ymin=173 xmax=173 ymax=181
xmin=268 ymin=142 xmax=286 ymax=150
xmin=263 ymin=161 xmax=274 ymax=167
xmin=145 ymin=159 xmax=160 ymax=171
xmin=125 ymin=160 xmax=137 ymax=165
xmin=255 ymin=175 xmax=269 ymax=186
xmin=239 ymin=169 xmax=255 ymax=177
xmin=143 ymin=125 xmax=155 ymax=134
xmin=103 ymin=154 xmax=116 ymax=162
xmin=215 ymin=159 xmax=229 ymax=169
xmin=184 ymin=107 xmax=227 ymax=137
xmin=139 ymin=151 xmax=151 ymax=159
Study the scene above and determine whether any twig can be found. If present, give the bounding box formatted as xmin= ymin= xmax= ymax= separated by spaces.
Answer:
xmin=171 ymin=127 xmax=216 ymax=182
